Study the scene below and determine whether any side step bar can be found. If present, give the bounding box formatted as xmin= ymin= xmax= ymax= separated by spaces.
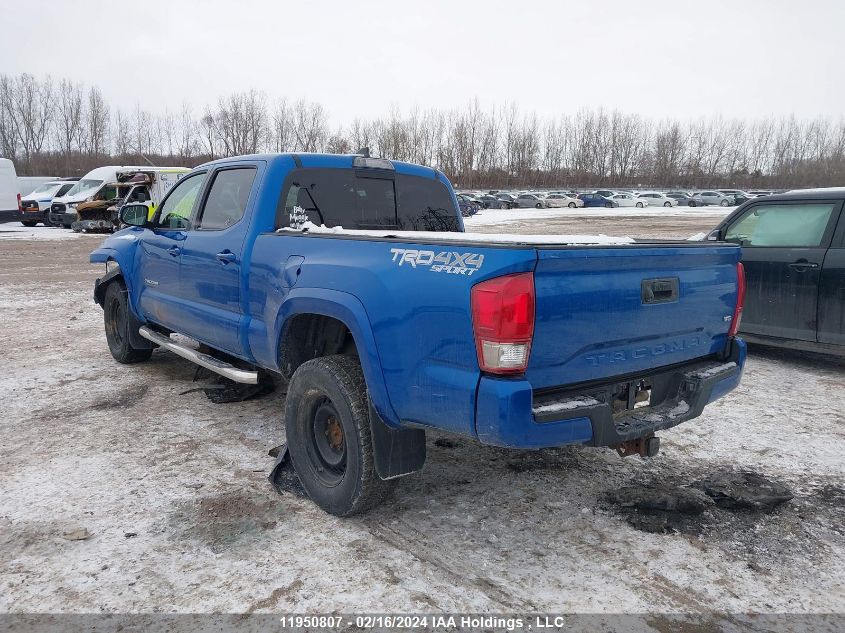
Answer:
xmin=138 ymin=326 xmax=259 ymax=384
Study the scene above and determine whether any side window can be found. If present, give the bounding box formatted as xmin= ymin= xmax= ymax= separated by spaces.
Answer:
xmin=725 ymin=203 xmax=836 ymax=247
xmin=154 ymin=172 xmax=206 ymax=230
xmin=196 ymin=168 xmax=256 ymax=230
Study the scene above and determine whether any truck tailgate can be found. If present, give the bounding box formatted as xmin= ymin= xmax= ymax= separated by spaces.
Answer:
xmin=527 ymin=244 xmax=741 ymax=389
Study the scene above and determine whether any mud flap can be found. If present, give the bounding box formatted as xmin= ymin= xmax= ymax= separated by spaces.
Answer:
xmin=369 ymin=403 xmax=426 ymax=480
xmin=268 ymin=444 xmax=306 ymax=498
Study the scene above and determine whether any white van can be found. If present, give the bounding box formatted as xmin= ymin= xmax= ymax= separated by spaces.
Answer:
xmin=49 ymin=165 xmax=190 ymax=228
xmin=19 ymin=179 xmax=79 ymax=226
xmin=0 ymin=158 xmax=21 ymax=222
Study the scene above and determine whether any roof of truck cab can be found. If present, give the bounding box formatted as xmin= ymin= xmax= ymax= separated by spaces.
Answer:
xmin=197 ymin=153 xmax=440 ymax=179
xmin=752 ymin=187 xmax=845 ymax=202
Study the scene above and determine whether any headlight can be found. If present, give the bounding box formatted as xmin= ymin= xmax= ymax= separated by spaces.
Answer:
xmin=68 ymin=203 xmax=77 ymax=210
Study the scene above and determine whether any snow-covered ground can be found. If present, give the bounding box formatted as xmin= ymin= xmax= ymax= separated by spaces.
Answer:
xmin=0 ymin=222 xmax=90 ymax=241
xmin=0 ymin=215 xmax=842 ymax=619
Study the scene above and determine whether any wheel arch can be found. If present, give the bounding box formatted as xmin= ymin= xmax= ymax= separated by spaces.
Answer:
xmin=274 ymin=288 xmax=400 ymax=428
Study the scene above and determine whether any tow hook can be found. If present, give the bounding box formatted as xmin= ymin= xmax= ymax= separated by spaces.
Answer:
xmin=615 ymin=434 xmax=660 ymax=458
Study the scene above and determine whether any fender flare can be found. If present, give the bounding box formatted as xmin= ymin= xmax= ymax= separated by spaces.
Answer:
xmin=275 ymin=288 xmax=400 ymax=428
xmin=90 ymin=248 xmax=153 ymax=350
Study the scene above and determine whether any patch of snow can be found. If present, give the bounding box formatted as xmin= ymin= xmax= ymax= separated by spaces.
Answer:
xmin=533 ymin=396 xmax=600 ymax=416
xmin=687 ymin=232 xmax=708 ymax=241
xmin=689 ymin=362 xmax=738 ymax=380
xmin=464 ymin=206 xmax=736 ymax=227
xmin=668 ymin=400 xmax=691 ymax=418
xmin=279 ymin=221 xmax=635 ymax=245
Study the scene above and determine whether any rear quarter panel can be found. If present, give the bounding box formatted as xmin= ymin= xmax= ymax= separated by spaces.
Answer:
xmin=249 ymin=233 xmax=536 ymax=436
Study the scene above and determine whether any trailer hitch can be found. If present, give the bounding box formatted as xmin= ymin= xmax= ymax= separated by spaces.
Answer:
xmin=614 ymin=434 xmax=660 ymax=458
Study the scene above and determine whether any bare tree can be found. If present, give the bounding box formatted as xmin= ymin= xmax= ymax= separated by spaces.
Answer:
xmin=54 ymin=79 xmax=84 ymax=171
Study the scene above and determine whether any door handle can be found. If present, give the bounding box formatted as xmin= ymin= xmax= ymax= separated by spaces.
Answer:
xmin=788 ymin=260 xmax=819 ymax=272
xmin=216 ymin=250 xmax=237 ymax=265
xmin=168 ymin=246 xmax=181 ymax=257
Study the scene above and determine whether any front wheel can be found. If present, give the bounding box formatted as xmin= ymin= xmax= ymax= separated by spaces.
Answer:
xmin=286 ymin=355 xmax=396 ymax=516
xmin=535 ymin=202 xmax=543 ymax=208
xmin=605 ymin=202 xmax=614 ymax=208
xmin=568 ymin=202 xmax=576 ymax=208
xmin=688 ymin=200 xmax=697 ymax=207
xmin=664 ymin=201 xmax=672 ymax=207
xmin=636 ymin=202 xmax=644 ymax=208
xmin=103 ymin=280 xmax=153 ymax=364
xmin=720 ymin=199 xmax=730 ymax=206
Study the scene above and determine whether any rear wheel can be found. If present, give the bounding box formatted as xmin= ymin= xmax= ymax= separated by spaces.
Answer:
xmin=103 ymin=280 xmax=153 ymax=364
xmin=568 ymin=202 xmax=576 ymax=208
xmin=535 ymin=202 xmax=543 ymax=208
xmin=286 ymin=355 xmax=396 ymax=516
xmin=605 ymin=202 xmax=614 ymax=208
xmin=636 ymin=202 xmax=644 ymax=208
xmin=720 ymin=199 xmax=730 ymax=206
xmin=689 ymin=200 xmax=697 ymax=207
xmin=664 ymin=201 xmax=672 ymax=207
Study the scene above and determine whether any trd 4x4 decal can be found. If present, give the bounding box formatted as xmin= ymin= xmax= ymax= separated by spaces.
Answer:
xmin=390 ymin=248 xmax=484 ymax=276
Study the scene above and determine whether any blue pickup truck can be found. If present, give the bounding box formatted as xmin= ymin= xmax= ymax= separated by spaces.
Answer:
xmin=90 ymin=152 xmax=747 ymax=516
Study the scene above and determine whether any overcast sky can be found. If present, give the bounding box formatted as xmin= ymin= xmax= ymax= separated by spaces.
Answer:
xmin=3 ymin=0 xmax=843 ymax=124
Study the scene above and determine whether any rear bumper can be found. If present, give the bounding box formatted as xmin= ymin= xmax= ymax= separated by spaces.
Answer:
xmin=475 ymin=338 xmax=746 ymax=449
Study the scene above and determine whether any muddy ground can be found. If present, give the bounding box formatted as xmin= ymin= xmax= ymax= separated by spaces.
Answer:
xmin=0 ymin=216 xmax=843 ymax=617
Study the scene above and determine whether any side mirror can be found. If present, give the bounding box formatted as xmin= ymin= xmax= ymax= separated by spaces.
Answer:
xmin=120 ymin=204 xmax=149 ymax=227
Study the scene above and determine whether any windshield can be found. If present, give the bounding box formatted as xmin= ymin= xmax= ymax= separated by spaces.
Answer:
xmin=29 ymin=183 xmax=62 ymax=196
xmin=64 ymin=179 xmax=104 ymax=198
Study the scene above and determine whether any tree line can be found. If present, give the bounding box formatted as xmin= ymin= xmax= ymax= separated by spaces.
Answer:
xmin=2 ymin=73 xmax=844 ymax=189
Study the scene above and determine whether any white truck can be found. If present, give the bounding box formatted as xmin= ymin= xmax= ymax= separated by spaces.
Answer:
xmin=49 ymin=166 xmax=190 ymax=230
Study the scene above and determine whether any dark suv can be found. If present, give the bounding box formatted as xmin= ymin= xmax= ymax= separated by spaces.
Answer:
xmin=710 ymin=188 xmax=845 ymax=355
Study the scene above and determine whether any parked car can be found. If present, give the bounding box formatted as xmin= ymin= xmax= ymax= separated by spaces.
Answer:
xmin=456 ymin=194 xmax=481 ymax=217
xmin=514 ymin=193 xmax=547 ymax=208
xmin=18 ymin=179 xmax=79 ymax=226
xmin=708 ymin=188 xmax=845 ymax=355
xmin=692 ymin=191 xmax=733 ymax=207
xmin=666 ymin=192 xmax=697 ymax=206
xmin=594 ymin=189 xmax=617 ymax=199
xmin=477 ymin=194 xmax=509 ymax=209
xmin=578 ymin=193 xmax=618 ymax=208
xmin=749 ymin=190 xmax=773 ymax=197
xmin=90 ymin=152 xmax=747 ymax=515
xmin=495 ymin=193 xmax=516 ymax=208
xmin=610 ymin=193 xmax=646 ymax=208
xmin=637 ymin=192 xmax=678 ymax=207
xmin=722 ymin=191 xmax=755 ymax=205
xmin=544 ymin=193 xmax=583 ymax=208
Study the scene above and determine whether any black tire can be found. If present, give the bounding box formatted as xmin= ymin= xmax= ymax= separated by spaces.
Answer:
xmin=535 ymin=202 xmax=543 ymax=208
xmin=720 ymin=199 xmax=730 ymax=206
xmin=605 ymin=202 xmax=614 ymax=208
xmin=664 ymin=201 xmax=672 ymax=207
xmin=21 ymin=221 xmax=36 ymax=227
xmin=568 ymin=202 xmax=576 ymax=208
xmin=689 ymin=200 xmax=697 ymax=207
xmin=636 ymin=202 xmax=644 ymax=208
xmin=103 ymin=281 xmax=153 ymax=364
xmin=285 ymin=355 xmax=396 ymax=516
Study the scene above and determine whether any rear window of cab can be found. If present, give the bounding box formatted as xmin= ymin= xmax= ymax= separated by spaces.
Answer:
xmin=277 ymin=168 xmax=460 ymax=232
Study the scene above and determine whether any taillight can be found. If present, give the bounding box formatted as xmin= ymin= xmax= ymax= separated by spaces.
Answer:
xmin=471 ymin=272 xmax=535 ymax=375
xmin=728 ymin=262 xmax=745 ymax=337
xmin=17 ymin=193 xmax=22 ymax=212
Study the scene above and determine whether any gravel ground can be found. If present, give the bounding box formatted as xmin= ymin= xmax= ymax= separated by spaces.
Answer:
xmin=0 ymin=215 xmax=843 ymax=617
